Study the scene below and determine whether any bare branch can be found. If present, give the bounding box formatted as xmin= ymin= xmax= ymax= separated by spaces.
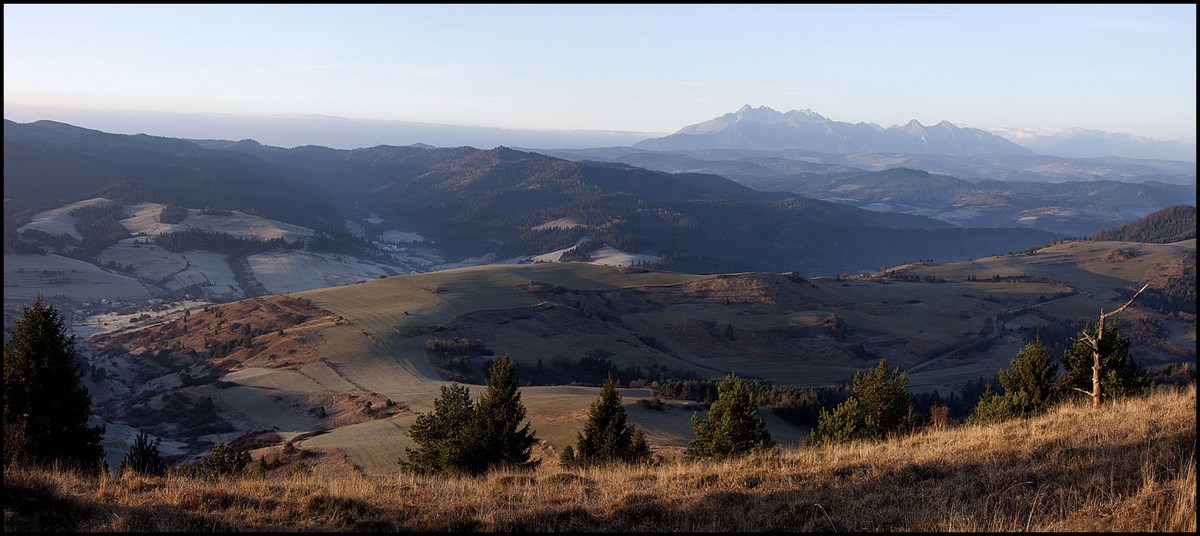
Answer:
xmin=1080 ymin=331 xmax=1098 ymax=346
xmin=1100 ymin=283 xmax=1149 ymax=321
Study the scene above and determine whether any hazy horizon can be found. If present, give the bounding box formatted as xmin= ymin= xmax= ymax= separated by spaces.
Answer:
xmin=4 ymin=4 xmax=1196 ymax=145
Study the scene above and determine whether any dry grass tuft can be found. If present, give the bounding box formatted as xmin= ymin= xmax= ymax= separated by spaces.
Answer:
xmin=4 ymin=383 xmax=1195 ymax=531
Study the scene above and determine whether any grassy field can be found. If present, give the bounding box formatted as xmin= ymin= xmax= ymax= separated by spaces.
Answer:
xmin=6 ymin=384 xmax=1193 ymax=532
xmin=81 ymin=240 xmax=1195 ymax=478
xmin=287 ymin=264 xmax=712 ymax=474
xmin=4 ymin=254 xmax=153 ymax=306
xmin=247 ymin=251 xmax=393 ymax=295
xmin=119 ymin=202 xmax=315 ymax=242
xmin=15 ymin=197 xmax=112 ymax=240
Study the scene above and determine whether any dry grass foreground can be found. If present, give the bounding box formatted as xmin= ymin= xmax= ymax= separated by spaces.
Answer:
xmin=5 ymin=384 xmax=1195 ymax=532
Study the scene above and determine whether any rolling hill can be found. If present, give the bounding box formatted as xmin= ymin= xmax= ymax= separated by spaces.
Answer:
xmin=7 ymin=120 xmax=1062 ymax=279
xmin=84 ymin=237 xmax=1195 ymax=477
xmin=1090 ymin=204 xmax=1197 ymax=244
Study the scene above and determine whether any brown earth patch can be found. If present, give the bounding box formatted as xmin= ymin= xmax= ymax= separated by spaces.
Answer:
xmin=92 ymin=294 xmax=338 ymax=372
xmin=1142 ymin=255 xmax=1192 ymax=289
xmin=318 ymin=391 xmax=413 ymax=428
xmin=590 ymin=272 xmax=843 ymax=315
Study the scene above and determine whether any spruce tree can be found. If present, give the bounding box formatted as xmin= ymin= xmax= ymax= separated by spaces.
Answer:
xmin=853 ymin=359 xmax=915 ymax=433
xmin=402 ymin=382 xmax=478 ymax=475
xmin=403 ymin=358 xmax=539 ymax=476
xmin=3 ymin=296 xmax=105 ymax=471
xmin=474 ymin=356 xmax=537 ymax=471
xmin=686 ymin=373 xmax=772 ymax=460
xmin=574 ymin=373 xmax=650 ymax=467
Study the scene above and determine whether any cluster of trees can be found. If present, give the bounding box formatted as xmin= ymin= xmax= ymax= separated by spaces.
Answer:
xmin=158 ymin=204 xmax=189 ymax=224
xmin=401 ymin=357 xmax=537 ymax=476
xmin=408 ymin=363 xmax=778 ymax=474
xmin=70 ymin=203 xmax=132 ymax=258
xmin=154 ymin=228 xmax=293 ymax=256
xmin=1137 ymin=264 xmax=1196 ymax=315
xmin=971 ymin=327 xmax=1147 ymax=424
xmin=655 ymin=377 xmax=851 ymax=429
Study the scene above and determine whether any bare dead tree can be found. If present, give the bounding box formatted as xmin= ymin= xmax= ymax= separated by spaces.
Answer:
xmin=1073 ymin=283 xmax=1149 ymax=409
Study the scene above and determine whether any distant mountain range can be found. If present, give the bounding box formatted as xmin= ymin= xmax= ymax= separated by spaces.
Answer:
xmin=5 ymin=119 xmax=1060 ymax=277
xmin=633 ymin=105 xmax=1196 ymax=163
xmin=634 ymin=105 xmax=1034 ymax=157
xmin=4 ymin=103 xmax=1193 ymax=162
xmin=534 ymin=145 xmax=1195 ymax=236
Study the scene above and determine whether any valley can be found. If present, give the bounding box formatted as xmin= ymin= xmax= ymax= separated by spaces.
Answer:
xmin=3 ymin=118 xmax=1194 ymax=479
xmin=70 ymin=239 xmax=1194 ymax=476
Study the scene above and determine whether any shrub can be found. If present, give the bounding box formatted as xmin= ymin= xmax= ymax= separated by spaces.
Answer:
xmin=174 ymin=441 xmax=251 ymax=480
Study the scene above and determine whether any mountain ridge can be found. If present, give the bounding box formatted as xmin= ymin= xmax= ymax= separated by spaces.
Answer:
xmin=635 ymin=105 xmax=1035 ymax=157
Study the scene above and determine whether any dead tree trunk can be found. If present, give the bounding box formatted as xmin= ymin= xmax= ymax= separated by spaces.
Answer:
xmin=1078 ymin=283 xmax=1148 ymax=409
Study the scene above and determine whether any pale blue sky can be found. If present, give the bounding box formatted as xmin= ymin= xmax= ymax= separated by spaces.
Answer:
xmin=4 ymin=4 xmax=1196 ymax=141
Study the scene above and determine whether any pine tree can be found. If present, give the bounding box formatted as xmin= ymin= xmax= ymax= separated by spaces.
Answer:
xmin=573 ymin=373 xmax=650 ymax=467
xmin=402 ymin=382 xmax=479 ymax=476
xmin=3 ymin=296 xmax=105 ymax=471
xmin=1060 ymin=324 xmax=1146 ymax=400
xmin=806 ymin=359 xmax=919 ymax=446
xmin=120 ymin=431 xmax=167 ymax=476
xmin=969 ymin=339 xmax=1059 ymax=424
xmin=474 ymin=356 xmax=537 ymax=471
xmin=853 ymin=359 xmax=915 ymax=433
xmin=686 ymin=373 xmax=772 ymax=460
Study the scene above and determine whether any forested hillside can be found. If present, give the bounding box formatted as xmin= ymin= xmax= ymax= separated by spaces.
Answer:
xmin=1091 ymin=204 xmax=1197 ymax=243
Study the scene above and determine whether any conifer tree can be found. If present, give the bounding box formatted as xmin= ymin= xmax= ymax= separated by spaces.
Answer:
xmin=402 ymin=358 xmax=539 ymax=476
xmin=1059 ymin=324 xmax=1147 ymax=401
xmin=573 ymin=373 xmax=650 ymax=467
xmin=474 ymin=356 xmax=538 ymax=471
xmin=3 ymin=296 xmax=105 ymax=471
xmin=686 ymin=373 xmax=772 ymax=460
xmin=402 ymin=382 xmax=478 ymax=475
xmin=970 ymin=339 xmax=1059 ymax=424
xmin=806 ymin=359 xmax=919 ymax=446
xmin=120 ymin=431 xmax=167 ymax=476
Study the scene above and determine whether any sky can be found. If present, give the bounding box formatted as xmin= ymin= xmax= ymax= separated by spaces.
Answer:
xmin=3 ymin=4 xmax=1197 ymax=144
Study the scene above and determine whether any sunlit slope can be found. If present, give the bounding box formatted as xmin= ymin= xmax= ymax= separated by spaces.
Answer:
xmin=894 ymin=238 xmax=1195 ymax=391
xmin=294 ymin=262 xmax=709 ymax=400
xmin=290 ymin=263 xmax=710 ymax=475
xmin=903 ymin=239 xmax=1194 ymax=315
xmin=148 ymin=241 xmax=1190 ymax=477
